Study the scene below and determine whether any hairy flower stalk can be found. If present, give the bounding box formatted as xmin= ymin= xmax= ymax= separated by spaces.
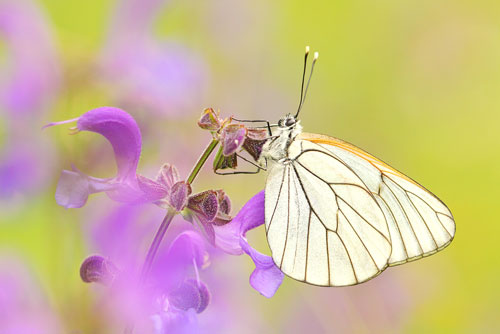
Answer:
xmin=138 ymin=138 xmax=222 ymax=286
xmin=139 ymin=210 xmax=176 ymax=283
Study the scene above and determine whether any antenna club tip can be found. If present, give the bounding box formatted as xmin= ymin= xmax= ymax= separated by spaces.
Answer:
xmin=314 ymin=52 xmax=319 ymax=59
xmin=305 ymin=46 xmax=310 ymax=53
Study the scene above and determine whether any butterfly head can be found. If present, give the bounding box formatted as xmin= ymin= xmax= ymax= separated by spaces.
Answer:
xmin=278 ymin=114 xmax=298 ymax=129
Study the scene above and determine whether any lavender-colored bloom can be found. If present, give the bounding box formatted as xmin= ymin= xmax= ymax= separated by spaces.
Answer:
xmin=0 ymin=145 xmax=44 ymax=198
xmin=0 ymin=0 xmax=60 ymax=117
xmin=45 ymin=107 xmax=155 ymax=208
xmin=0 ymin=0 xmax=60 ymax=199
xmin=0 ymin=257 xmax=62 ymax=333
xmin=215 ymin=190 xmax=284 ymax=298
xmin=99 ymin=0 xmax=207 ymax=117
xmin=85 ymin=229 xmax=211 ymax=333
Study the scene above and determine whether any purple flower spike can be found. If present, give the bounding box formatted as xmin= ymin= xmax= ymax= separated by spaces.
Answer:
xmin=100 ymin=0 xmax=207 ymax=117
xmin=215 ymin=190 xmax=284 ymax=298
xmin=46 ymin=107 xmax=161 ymax=208
xmin=0 ymin=0 xmax=60 ymax=117
xmin=80 ymin=255 xmax=118 ymax=285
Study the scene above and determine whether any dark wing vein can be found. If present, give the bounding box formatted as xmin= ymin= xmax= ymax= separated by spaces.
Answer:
xmin=376 ymin=191 xmax=409 ymax=259
xmin=304 ymin=209 xmax=312 ymax=282
xmin=325 ymin=229 xmax=331 ymax=285
xmin=295 ymin=160 xmax=390 ymax=243
xmin=404 ymin=189 xmax=454 ymax=238
xmin=294 ymin=146 xmax=389 ymax=233
xmin=403 ymin=189 xmax=439 ymax=249
xmin=266 ymin=165 xmax=287 ymax=236
xmin=334 ymin=223 xmax=358 ymax=284
xmin=382 ymin=175 xmax=424 ymax=254
xmin=291 ymin=165 xmax=329 ymax=231
xmin=291 ymin=169 xmax=302 ymax=270
xmin=280 ymin=166 xmax=292 ymax=269
xmin=338 ymin=201 xmax=379 ymax=270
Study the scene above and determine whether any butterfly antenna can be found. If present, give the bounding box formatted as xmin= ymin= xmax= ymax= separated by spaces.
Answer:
xmin=295 ymin=51 xmax=318 ymax=119
xmin=295 ymin=46 xmax=310 ymax=117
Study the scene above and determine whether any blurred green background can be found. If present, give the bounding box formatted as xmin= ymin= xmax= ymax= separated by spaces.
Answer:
xmin=1 ymin=0 xmax=499 ymax=333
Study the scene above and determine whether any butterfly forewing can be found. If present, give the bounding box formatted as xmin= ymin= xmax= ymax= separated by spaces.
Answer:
xmin=298 ymin=132 xmax=456 ymax=266
xmin=265 ymin=139 xmax=392 ymax=286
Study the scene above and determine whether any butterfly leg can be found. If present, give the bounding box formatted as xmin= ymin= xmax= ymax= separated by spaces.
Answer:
xmin=215 ymin=154 xmax=267 ymax=175
xmin=232 ymin=118 xmax=274 ymax=136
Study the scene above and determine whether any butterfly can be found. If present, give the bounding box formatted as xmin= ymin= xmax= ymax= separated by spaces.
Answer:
xmin=254 ymin=47 xmax=455 ymax=286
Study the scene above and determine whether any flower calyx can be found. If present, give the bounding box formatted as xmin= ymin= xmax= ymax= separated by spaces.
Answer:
xmin=197 ymin=108 xmax=268 ymax=174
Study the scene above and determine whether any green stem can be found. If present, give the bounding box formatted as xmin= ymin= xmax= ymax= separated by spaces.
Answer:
xmin=124 ymin=210 xmax=176 ymax=334
xmin=186 ymin=139 xmax=219 ymax=184
xmin=139 ymin=209 xmax=176 ymax=282
xmin=124 ymin=139 xmax=219 ymax=334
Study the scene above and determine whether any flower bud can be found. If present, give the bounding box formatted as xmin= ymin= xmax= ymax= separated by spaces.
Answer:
xmin=220 ymin=124 xmax=247 ymax=156
xmin=187 ymin=190 xmax=218 ymax=222
xmin=168 ymin=279 xmax=210 ymax=313
xmin=80 ymin=255 xmax=118 ymax=285
xmin=242 ymin=128 xmax=268 ymax=161
xmin=169 ymin=181 xmax=192 ymax=212
xmin=156 ymin=163 xmax=180 ymax=189
xmin=197 ymin=108 xmax=221 ymax=131
xmin=216 ymin=190 xmax=231 ymax=215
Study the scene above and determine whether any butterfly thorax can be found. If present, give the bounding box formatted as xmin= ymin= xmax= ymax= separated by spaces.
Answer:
xmin=258 ymin=117 xmax=303 ymax=167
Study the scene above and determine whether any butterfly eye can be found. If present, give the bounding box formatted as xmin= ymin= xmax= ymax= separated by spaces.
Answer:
xmin=285 ymin=118 xmax=296 ymax=127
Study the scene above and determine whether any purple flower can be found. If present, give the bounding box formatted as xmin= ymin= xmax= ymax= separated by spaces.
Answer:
xmin=0 ymin=0 xmax=60 ymax=200
xmin=138 ymin=163 xmax=232 ymax=244
xmin=45 ymin=107 xmax=157 ymax=208
xmin=0 ymin=257 xmax=62 ymax=333
xmin=215 ymin=190 xmax=284 ymax=298
xmin=83 ymin=230 xmax=211 ymax=333
xmin=0 ymin=0 xmax=60 ymax=117
xmin=99 ymin=0 xmax=207 ymax=117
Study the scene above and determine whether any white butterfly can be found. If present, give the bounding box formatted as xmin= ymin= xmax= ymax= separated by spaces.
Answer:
xmin=256 ymin=49 xmax=455 ymax=286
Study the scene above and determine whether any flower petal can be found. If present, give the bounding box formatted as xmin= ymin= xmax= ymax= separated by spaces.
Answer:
xmin=197 ymin=108 xmax=221 ymax=131
xmin=55 ymin=170 xmax=90 ymax=209
xmin=136 ymin=174 xmax=169 ymax=203
xmin=187 ymin=190 xmax=219 ymax=222
xmin=156 ymin=163 xmax=180 ymax=189
xmin=76 ymin=107 xmax=142 ymax=181
xmin=169 ymin=181 xmax=192 ymax=212
xmin=55 ymin=169 xmax=115 ymax=209
xmin=221 ymin=124 xmax=247 ymax=156
xmin=215 ymin=190 xmax=284 ymax=298
xmin=151 ymin=230 xmax=210 ymax=292
xmin=240 ymin=236 xmax=284 ymax=299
